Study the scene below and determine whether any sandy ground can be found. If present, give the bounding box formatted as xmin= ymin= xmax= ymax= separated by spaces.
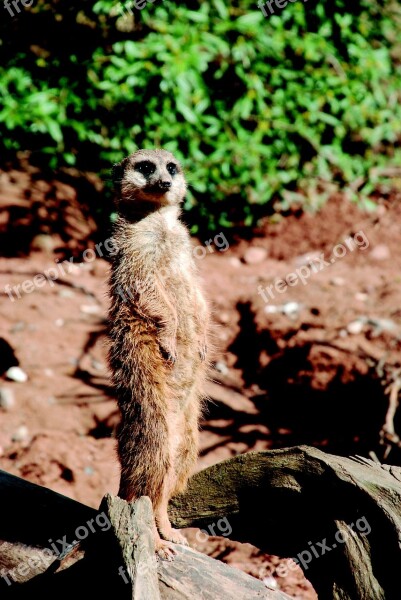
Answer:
xmin=2 ymin=170 xmax=401 ymax=598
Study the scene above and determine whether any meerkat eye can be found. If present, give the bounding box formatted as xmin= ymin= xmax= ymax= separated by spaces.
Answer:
xmin=166 ymin=163 xmax=177 ymax=176
xmin=134 ymin=161 xmax=156 ymax=177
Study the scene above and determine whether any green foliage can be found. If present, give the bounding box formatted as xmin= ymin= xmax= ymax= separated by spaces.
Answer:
xmin=0 ymin=0 xmax=401 ymax=230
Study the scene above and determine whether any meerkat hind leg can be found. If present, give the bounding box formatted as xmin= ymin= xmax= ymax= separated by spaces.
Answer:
xmin=154 ymin=471 xmax=189 ymax=547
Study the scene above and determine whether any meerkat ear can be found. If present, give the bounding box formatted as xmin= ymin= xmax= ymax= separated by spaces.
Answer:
xmin=112 ymin=157 xmax=129 ymax=189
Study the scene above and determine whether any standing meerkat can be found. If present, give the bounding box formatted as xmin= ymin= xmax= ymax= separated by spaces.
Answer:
xmin=108 ymin=149 xmax=210 ymax=559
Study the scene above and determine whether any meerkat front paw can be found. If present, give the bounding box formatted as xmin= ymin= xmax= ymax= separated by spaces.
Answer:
xmin=158 ymin=336 xmax=177 ymax=365
xmin=198 ymin=339 xmax=208 ymax=361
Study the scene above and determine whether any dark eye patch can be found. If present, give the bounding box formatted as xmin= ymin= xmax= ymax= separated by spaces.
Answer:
xmin=167 ymin=163 xmax=177 ymax=176
xmin=134 ymin=161 xmax=156 ymax=177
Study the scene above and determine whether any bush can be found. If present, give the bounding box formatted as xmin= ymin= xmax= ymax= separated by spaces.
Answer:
xmin=1 ymin=0 xmax=401 ymax=231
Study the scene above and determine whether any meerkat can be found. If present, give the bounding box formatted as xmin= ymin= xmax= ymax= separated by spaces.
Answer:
xmin=107 ymin=149 xmax=209 ymax=559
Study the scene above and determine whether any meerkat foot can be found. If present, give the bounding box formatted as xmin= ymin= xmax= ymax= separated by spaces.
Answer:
xmin=160 ymin=527 xmax=189 ymax=546
xmin=155 ymin=539 xmax=177 ymax=561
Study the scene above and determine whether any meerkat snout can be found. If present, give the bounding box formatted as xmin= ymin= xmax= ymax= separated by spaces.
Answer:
xmin=112 ymin=149 xmax=187 ymax=212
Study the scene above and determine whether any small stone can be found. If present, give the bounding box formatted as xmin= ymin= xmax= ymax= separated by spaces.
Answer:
xmin=355 ymin=292 xmax=368 ymax=302
xmin=58 ymin=289 xmax=75 ymax=298
xmin=43 ymin=369 xmax=54 ymax=377
xmin=91 ymin=359 xmax=105 ymax=371
xmin=12 ymin=425 xmax=29 ymax=442
xmin=242 ymin=247 xmax=267 ymax=265
xmin=84 ymin=466 xmax=94 ymax=476
xmin=347 ymin=320 xmax=365 ymax=334
xmin=370 ymin=244 xmax=390 ymax=261
xmin=293 ymin=251 xmax=321 ymax=267
xmin=228 ymin=257 xmax=242 ymax=268
xmin=263 ymin=576 xmax=278 ymax=589
xmin=31 ymin=234 xmax=55 ymax=253
xmin=80 ymin=304 xmax=101 ymax=315
xmin=282 ymin=302 xmax=301 ymax=316
xmin=218 ymin=312 xmax=230 ymax=324
xmin=330 ymin=277 xmax=346 ymax=287
xmin=55 ymin=318 xmax=64 ymax=327
xmin=10 ymin=322 xmax=26 ymax=333
xmin=6 ymin=367 xmax=28 ymax=383
xmin=265 ymin=305 xmax=280 ymax=314
xmin=214 ymin=361 xmax=229 ymax=375
xmin=0 ymin=388 xmax=15 ymax=409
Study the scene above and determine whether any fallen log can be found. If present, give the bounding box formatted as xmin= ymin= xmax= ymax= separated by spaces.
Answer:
xmin=0 ymin=470 xmax=288 ymax=599
xmin=170 ymin=446 xmax=401 ymax=600
xmin=2 ymin=445 xmax=400 ymax=599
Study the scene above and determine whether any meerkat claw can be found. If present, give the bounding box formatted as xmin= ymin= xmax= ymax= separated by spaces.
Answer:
xmin=156 ymin=540 xmax=177 ymax=561
xmin=199 ymin=346 xmax=207 ymax=361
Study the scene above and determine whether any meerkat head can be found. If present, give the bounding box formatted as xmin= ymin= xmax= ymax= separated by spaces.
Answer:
xmin=112 ymin=149 xmax=187 ymax=216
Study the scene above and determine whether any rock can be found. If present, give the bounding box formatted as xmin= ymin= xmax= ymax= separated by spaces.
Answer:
xmin=228 ymin=257 xmax=242 ymax=268
xmin=0 ymin=388 xmax=15 ymax=409
xmin=10 ymin=322 xmax=26 ymax=333
xmin=214 ymin=361 xmax=229 ymax=375
xmin=58 ymin=289 xmax=75 ymax=298
xmin=347 ymin=319 xmax=365 ymax=334
xmin=282 ymin=302 xmax=301 ymax=317
xmin=264 ymin=576 xmax=278 ymax=590
xmin=265 ymin=305 xmax=280 ymax=314
xmin=330 ymin=277 xmax=346 ymax=287
xmin=5 ymin=367 xmax=28 ymax=383
xmin=12 ymin=425 xmax=29 ymax=442
xmin=370 ymin=244 xmax=390 ymax=261
xmin=293 ymin=251 xmax=321 ymax=268
xmin=242 ymin=247 xmax=268 ymax=265
xmin=80 ymin=304 xmax=101 ymax=315
xmin=91 ymin=359 xmax=105 ymax=371
xmin=265 ymin=303 xmax=302 ymax=317
xmin=218 ymin=312 xmax=230 ymax=324
xmin=355 ymin=292 xmax=368 ymax=302
xmin=55 ymin=319 xmax=64 ymax=327
xmin=31 ymin=234 xmax=55 ymax=253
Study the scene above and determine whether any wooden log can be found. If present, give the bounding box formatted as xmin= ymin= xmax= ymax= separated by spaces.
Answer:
xmin=0 ymin=470 xmax=289 ymax=599
xmin=4 ymin=444 xmax=400 ymax=599
xmin=100 ymin=494 xmax=161 ymax=600
xmin=169 ymin=446 xmax=401 ymax=600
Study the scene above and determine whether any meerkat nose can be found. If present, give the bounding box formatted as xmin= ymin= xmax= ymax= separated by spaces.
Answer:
xmin=160 ymin=181 xmax=172 ymax=190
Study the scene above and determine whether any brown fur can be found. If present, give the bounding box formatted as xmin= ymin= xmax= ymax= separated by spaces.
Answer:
xmin=107 ymin=149 xmax=209 ymax=558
